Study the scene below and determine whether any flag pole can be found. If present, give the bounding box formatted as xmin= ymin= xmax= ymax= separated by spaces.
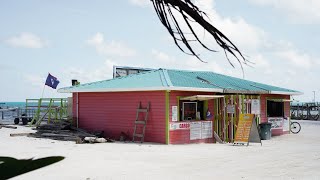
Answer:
xmin=42 ymin=73 xmax=49 ymax=99
xmin=41 ymin=84 xmax=46 ymax=99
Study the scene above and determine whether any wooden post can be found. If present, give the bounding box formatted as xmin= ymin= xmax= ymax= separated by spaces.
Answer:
xmin=234 ymin=95 xmax=238 ymax=141
xmin=225 ymin=96 xmax=228 ymax=142
xmin=223 ymin=96 xmax=226 ymax=141
xmin=241 ymin=95 xmax=245 ymax=114
xmin=230 ymin=95 xmax=234 ymax=142
xmin=213 ymin=99 xmax=219 ymax=133
xmin=165 ymin=91 xmax=170 ymax=144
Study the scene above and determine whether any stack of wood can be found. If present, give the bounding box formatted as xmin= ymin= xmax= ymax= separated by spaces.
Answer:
xmin=0 ymin=124 xmax=17 ymax=129
xmin=10 ymin=122 xmax=115 ymax=144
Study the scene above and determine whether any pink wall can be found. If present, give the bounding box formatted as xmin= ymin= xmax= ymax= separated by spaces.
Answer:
xmin=73 ymin=91 xmax=166 ymax=143
xmin=260 ymin=94 xmax=290 ymax=136
xmin=168 ymin=91 xmax=215 ymax=144
xmin=72 ymin=91 xmax=292 ymax=144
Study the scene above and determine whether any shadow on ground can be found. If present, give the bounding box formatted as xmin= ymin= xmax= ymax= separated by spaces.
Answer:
xmin=0 ymin=156 xmax=64 ymax=180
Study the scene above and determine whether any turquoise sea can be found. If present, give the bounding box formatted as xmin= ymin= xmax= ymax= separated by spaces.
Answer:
xmin=0 ymin=102 xmax=25 ymax=124
xmin=0 ymin=101 xmax=64 ymax=124
xmin=0 ymin=102 xmax=26 ymax=108
xmin=0 ymin=101 xmax=64 ymax=108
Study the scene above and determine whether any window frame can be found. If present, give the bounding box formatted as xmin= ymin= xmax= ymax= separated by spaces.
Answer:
xmin=182 ymin=101 xmax=198 ymax=120
xmin=266 ymin=100 xmax=284 ymax=117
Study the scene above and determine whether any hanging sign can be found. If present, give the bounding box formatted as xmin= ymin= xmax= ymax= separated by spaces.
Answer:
xmin=172 ymin=106 xmax=178 ymax=122
xmin=201 ymin=121 xmax=213 ymax=139
xmin=251 ymin=99 xmax=260 ymax=114
xmin=189 ymin=121 xmax=213 ymax=140
xmin=190 ymin=122 xmax=202 ymax=140
xmin=234 ymin=114 xmax=261 ymax=146
xmin=283 ymin=117 xmax=290 ymax=132
xmin=268 ymin=117 xmax=283 ymax=129
xmin=227 ymin=105 xmax=235 ymax=114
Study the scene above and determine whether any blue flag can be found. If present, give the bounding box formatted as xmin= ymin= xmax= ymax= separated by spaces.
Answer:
xmin=45 ymin=73 xmax=60 ymax=89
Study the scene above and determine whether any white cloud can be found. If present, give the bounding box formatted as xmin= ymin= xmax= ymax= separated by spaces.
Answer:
xmin=131 ymin=0 xmax=320 ymax=102
xmin=87 ymin=32 xmax=137 ymax=57
xmin=130 ymin=0 xmax=317 ymax=71
xmin=244 ymin=54 xmax=273 ymax=75
xmin=132 ymin=0 xmax=266 ymax=59
xmin=129 ymin=0 xmax=151 ymax=7
xmin=150 ymin=0 xmax=267 ymax=63
xmin=192 ymin=0 xmax=267 ymax=52
xmin=275 ymin=49 xmax=315 ymax=69
xmin=185 ymin=57 xmax=226 ymax=74
xmin=250 ymin=54 xmax=270 ymax=69
xmin=150 ymin=48 xmax=228 ymax=74
xmin=151 ymin=49 xmax=176 ymax=64
xmin=214 ymin=17 xmax=267 ymax=52
xmin=63 ymin=59 xmax=115 ymax=85
xmin=24 ymin=60 xmax=116 ymax=93
xmin=23 ymin=74 xmax=64 ymax=98
xmin=24 ymin=74 xmax=44 ymax=88
xmin=248 ymin=0 xmax=320 ymax=24
xmin=158 ymin=0 xmax=318 ymax=72
xmin=5 ymin=32 xmax=47 ymax=48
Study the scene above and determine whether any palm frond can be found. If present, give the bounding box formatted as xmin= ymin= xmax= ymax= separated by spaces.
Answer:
xmin=151 ymin=0 xmax=248 ymax=68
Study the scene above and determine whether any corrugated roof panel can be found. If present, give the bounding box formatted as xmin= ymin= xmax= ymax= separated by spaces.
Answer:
xmin=59 ymin=70 xmax=167 ymax=92
xmin=167 ymin=70 xmax=223 ymax=89
xmin=166 ymin=69 xmax=300 ymax=94
xmin=58 ymin=68 xmax=301 ymax=95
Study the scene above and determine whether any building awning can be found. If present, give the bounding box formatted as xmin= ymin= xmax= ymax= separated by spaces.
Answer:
xmin=268 ymin=99 xmax=292 ymax=102
xmin=180 ymin=95 xmax=224 ymax=101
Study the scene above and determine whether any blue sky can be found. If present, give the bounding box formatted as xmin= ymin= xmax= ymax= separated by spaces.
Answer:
xmin=0 ymin=0 xmax=319 ymax=102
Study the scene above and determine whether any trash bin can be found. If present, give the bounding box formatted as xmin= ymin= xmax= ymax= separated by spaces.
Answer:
xmin=259 ymin=123 xmax=272 ymax=140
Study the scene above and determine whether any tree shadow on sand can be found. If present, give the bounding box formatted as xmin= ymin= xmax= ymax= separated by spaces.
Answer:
xmin=0 ymin=156 xmax=64 ymax=180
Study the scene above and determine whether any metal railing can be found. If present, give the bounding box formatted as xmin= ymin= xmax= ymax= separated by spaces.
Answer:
xmin=291 ymin=102 xmax=320 ymax=120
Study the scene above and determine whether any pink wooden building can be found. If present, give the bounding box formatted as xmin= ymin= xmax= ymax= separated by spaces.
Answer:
xmin=58 ymin=69 xmax=301 ymax=144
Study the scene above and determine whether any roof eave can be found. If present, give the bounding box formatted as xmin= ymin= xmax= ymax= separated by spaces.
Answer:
xmin=270 ymin=91 xmax=303 ymax=95
xmin=223 ymin=89 xmax=269 ymax=94
xmin=58 ymin=86 xmax=224 ymax=93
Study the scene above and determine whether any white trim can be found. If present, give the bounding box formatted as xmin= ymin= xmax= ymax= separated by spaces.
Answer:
xmin=268 ymin=98 xmax=292 ymax=102
xmin=59 ymin=87 xmax=301 ymax=96
xmin=270 ymin=91 xmax=303 ymax=95
xmin=180 ymin=95 xmax=225 ymax=101
xmin=58 ymin=86 xmax=224 ymax=93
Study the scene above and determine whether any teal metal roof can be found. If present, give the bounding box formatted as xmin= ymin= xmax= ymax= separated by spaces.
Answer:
xmin=58 ymin=68 xmax=302 ymax=95
xmin=167 ymin=69 xmax=299 ymax=94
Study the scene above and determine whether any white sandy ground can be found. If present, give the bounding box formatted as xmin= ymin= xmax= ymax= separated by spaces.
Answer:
xmin=0 ymin=121 xmax=320 ymax=180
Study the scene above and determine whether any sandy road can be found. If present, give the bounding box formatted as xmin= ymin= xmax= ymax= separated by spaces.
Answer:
xmin=0 ymin=120 xmax=319 ymax=180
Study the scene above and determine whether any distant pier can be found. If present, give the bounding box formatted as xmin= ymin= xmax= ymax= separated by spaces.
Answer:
xmin=291 ymin=102 xmax=320 ymax=120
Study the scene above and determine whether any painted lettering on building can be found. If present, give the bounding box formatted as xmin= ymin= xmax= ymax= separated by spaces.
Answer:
xmin=170 ymin=122 xmax=190 ymax=130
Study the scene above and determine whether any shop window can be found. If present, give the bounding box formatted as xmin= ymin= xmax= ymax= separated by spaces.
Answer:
xmin=243 ymin=99 xmax=252 ymax=114
xmin=182 ymin=102 xmax=197 ymax=120
xmin=267 ymin=100 xmax=284 ymax=117
xmin=180 ymin=101 xmax=205 ymax=121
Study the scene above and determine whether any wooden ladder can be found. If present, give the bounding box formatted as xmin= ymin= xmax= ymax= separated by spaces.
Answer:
xmin=133 ymin=102 xmax=150 ymax=143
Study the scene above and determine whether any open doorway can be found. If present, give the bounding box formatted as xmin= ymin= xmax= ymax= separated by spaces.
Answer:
xmin=267 ymin=100 xmax=284 ymax=117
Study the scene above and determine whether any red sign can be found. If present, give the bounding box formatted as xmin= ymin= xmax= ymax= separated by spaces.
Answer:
xmin=170 ymin=122 xmax=190 ymax=130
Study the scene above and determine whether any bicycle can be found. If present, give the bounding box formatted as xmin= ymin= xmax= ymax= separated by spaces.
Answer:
xmin=290 ymin=121 xmax=301 ymax=134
